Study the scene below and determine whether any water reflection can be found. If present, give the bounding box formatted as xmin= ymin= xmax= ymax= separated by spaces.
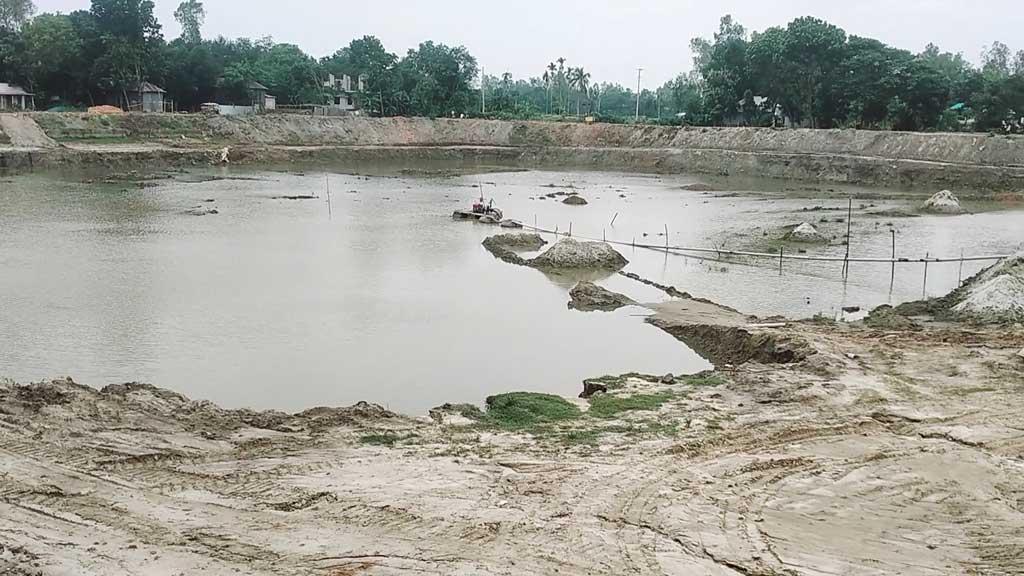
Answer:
xmin=0 ymin=170 xmax=711 ymax=413
xmin=2 ymin=167 xmax=1020 ymax=412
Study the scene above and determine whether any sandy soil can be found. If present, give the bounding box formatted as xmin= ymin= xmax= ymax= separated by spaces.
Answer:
xmin=2 ymin=298 xmax=1022 ymax=575
xmin=0 ymin=114 xmax=57 ymax=148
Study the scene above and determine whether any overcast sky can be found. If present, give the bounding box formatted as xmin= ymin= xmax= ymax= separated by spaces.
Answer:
xmin=34 ymin=0 xmax=1024 ymax=87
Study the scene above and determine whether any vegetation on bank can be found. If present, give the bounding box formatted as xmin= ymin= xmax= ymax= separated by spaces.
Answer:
xmin=1 ymin=1 xmax=1021 ymax=133
xmin=398 ymin=372 xmax=728 ymax=448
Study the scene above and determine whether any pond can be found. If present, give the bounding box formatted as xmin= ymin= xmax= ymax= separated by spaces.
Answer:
xmin=1 ymin=166 xmax=1020 ymax=413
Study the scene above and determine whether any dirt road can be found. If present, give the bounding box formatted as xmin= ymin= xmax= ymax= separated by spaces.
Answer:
xmin=2 ymin=308 xmax=1022 ymax=575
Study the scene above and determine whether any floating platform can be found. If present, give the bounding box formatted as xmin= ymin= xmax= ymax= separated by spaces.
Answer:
xmin=453 ymin=209 xmax=503 ymax=221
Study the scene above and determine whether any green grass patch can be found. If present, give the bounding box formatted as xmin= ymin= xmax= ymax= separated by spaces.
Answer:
xmin=582 ymin=372 xmax=660 ymax=391
xmin=556 ymin=428 xmax=603 ymax=446
xmin=587 ymin=392 xmax=676 ymax=419
xmin=681 ymin=372 xmax=726 ymax=387
xmin=434 ymin=403 xmax=486 ymax=421
xmin=481 ymin=392 xmax=582 ymax=430
xmin=359 ymin=432 xmax=419 ymax=447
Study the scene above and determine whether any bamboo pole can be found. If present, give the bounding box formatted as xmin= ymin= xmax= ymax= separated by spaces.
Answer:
xmin=843 ymin=198 xmax=853 ymax=278
xmin=889 ymin=229 xmax=896 ymax=293
xmin=923 ymin=252 xmax=930 ymax=298
xmin=326 ymin=174 xmax=332 ymax=220
xmin=958 ymin=249 xmax=965 ymax=285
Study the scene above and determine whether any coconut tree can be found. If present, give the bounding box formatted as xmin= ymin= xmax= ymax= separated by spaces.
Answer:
xmin=544 ymin=62 xmax=556 ymax=113
xmin=556 ymin=57 xmax=567 ymax=113
xmin=575 ymin=67 xmax=591 ymax=117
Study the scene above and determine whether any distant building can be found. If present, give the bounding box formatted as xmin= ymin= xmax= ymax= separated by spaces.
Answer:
xmin=129 ymin=82 xmax=166 ymax=113
xmin=0 ymin=83 xmax=35 ymax=111
xmin=248 ymin=81 xmax=272 ymax=112
xmin=322 ymin=73 xmax=366 ymax=112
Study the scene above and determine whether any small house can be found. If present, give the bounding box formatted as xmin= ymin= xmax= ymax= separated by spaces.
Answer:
xmin=248 ymin=81 xmax=269 ymax=111
xmin=129 ymin=82 xmax=166 ymax=113
xmin=0 ymin=83 xmax=35 ymax=111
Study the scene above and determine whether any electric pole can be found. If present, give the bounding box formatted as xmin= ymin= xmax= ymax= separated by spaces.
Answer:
xmin=635 ymin=67 xmax=643 ymax=122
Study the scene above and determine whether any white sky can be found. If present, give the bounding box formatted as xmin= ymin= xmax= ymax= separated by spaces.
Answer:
xmin=34 ymin=0 xmax=1024 ymax=87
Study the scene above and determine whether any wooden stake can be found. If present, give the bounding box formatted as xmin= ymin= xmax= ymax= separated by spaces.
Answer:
xmin=779 ymin=247 xmax=784 ymax=275
xmin=610 ymin=212 xmax=619 ymax=227
xmin=890 ymin=229 xmax=896 ymax=293
xmin=922 ymin=252 xmax=930 ymax=298
xmin=326 ymin=174 xmax=332 ymax=220
xmin=664 ymin=224 xmax=669 ymax=252
xmin=843 ymin=197 xmax=853 ymax=278
xmin=569 ymin=222 xmax=573 ymax=237
xmin=958 ymin=249 xmax=965 ymax=285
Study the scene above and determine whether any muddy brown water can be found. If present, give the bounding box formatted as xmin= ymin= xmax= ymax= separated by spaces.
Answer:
xmin=1 ymin=166 xmax=1021 ymax=412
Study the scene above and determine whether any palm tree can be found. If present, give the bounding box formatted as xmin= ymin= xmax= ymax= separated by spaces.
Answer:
xmin=546 ymin=62 xmax=557 ymax=114
xmin=576 ymin=68 xmax=591 ymax=117
xmin=556 ymin=58 xmax=567 ymax=113
xmin=566 ymin=67 xmax=580 ymax=117
xmin=544 ymin=63 xmax=556 ymax=113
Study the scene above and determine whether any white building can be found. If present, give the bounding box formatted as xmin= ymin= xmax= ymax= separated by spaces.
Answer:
xmin=323 ymin=73 xmax=366 ymax=112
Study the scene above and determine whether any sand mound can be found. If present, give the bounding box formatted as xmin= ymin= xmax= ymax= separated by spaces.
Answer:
xmin=87 ymin=105 xmax=125 ymax=115
xmin=568 ymin=282 xmax=636 ymax=312
xmin=483 ymin=233 xmax=546 ymax=251
xmin=921 ymin=190 xmax=965 ymax=214
xmin=529 ymin=238 xmax=628 ymax=270
xmin=562 ymin=195 xmax=588 ymax=206
xmin=952 ymin=254 xmax=1024 ymax=321
xmin=785 ymin=222 xmax=827 ymax=243
xmin=482 ymin=233 xmax=547 ymax=266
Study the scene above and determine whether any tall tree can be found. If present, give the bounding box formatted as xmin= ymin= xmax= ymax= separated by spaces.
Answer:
xmin=22 ymin=13 xmax=85 ymax=101
xmin=781 ymin=17 xmax=846 ymax=127
xmin=982 ymin=41 xmax=1011 ymax=77
xmin=691 ymin=15 xmax=750 ymax=123
xmin=89 ymin=0 xmax=163 ymax=103
xmin=0 ymin=0 xmax=34 ymax=31
xmin=545 ymin=62 xmax=556 ymax=113
xmin=322 ymin=35 xmax=398 ymax=110
xmin=173 ymin=0 xmax=204 ymax=44
xmin=394 ymin=41 xmax=477 ymax=117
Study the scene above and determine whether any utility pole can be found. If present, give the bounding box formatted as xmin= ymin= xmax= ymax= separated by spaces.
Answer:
xmin=481 ymin=67 xmax=486 ymax=115
xmin=635 ymin=68 xmax=643 ymax=122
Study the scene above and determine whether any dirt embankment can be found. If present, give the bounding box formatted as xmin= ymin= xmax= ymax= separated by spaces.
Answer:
xmin=3 ymin=312 xmax=1023 ymax=575
xmin=2 ymin=113 xmax=1024 ymax=189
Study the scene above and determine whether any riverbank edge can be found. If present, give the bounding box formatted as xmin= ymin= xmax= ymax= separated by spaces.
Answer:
xmin=1 ymin=114 xmax=1023 ymax=190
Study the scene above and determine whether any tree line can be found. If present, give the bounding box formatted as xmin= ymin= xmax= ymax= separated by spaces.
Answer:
xmin=0 ymin=1 xmax=1022 ymax=133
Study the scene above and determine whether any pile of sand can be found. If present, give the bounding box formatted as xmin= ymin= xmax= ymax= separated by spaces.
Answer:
xmin=921 ymin=190 xmax=965 ymax=214
xmin=87 ymin=105 xmax=125 ymax=115
xmin=529 ymin=238 xmax=628 ymax=271
xmin=785 ymin=222 xmax=828 ymax=243
xmin=568 ymin=282 xmax=636 ymax=312
xmin=952 ymin=253 xmax=1024 ymax=322
xmin=482 ymin=233 xmax=546 ymax=251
